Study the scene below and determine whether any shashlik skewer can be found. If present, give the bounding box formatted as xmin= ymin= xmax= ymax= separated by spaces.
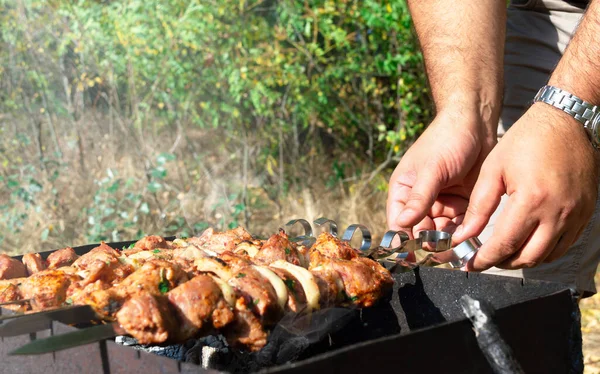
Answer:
xmin=0 ymin=228 xmax=393 ymax=352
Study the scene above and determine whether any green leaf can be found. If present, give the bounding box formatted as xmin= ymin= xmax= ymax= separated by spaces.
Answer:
xmin=236 ymin=272 xmax=246 ymax=278
xmin=139 ymin=203 xmax=150 ymax=214
xmin=147 ymin=181 xmax=162 ymax=193
xmin=156 ymin=153 xmax=176 ymax=165
xmin=150 ymin=166 xmax=167 ymax=179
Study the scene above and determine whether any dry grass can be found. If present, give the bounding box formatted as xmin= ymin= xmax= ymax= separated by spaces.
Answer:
xmin=0 ymin=112 xmax=390 ymax=255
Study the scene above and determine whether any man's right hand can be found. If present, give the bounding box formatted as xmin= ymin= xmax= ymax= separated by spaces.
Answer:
xmin=386 ymin=109 xmax=497 ymax=237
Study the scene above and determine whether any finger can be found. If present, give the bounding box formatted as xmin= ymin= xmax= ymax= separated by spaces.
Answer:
xmin=395 ymin=170 xmax=442 ymax=227
xmin=432 ymin=216 xmax=459 ymax=233
xmin=429 ymin=195 xmax=469 ymax=218
xmin=465 ymin=195 xmax=537 ymax=271
xmin=413 ymin=216 xmax=435 ymax=237
xmin=387 ymin=183 xmax=411 ymax=230
xmin=495 ymin=224 xmax=560 ymax=269
xmin=453 ymin=163 xmax=505 ymax=243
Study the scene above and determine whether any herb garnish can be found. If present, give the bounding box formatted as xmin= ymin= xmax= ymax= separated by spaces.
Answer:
xmin=158 ymin=281 xmax=169 ymax=294
xmin=284 ymin=247 xmax=291 ymax=255
xmin=284 ymin=279 xmax=295 ymax=290
xmin=253 ymin=298 xmax=260 ymax=305
xmin=158 ymin=268 xmax=169 ymax=294
xmin=65 ymin=298 xmax=73 ymax=305
xmin=350 ymin=296 xmax=359 ymax=302
xmin=128 ymin=243 xmax=135 ymax=249
xmin=153 ymin=249 xmax=161 ymax=254
xmin=236 ymin=273 xmax=246 ymax=278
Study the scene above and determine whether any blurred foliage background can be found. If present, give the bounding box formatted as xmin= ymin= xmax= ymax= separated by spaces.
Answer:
xmin=0 ymin=0 xmax=431 ymax=253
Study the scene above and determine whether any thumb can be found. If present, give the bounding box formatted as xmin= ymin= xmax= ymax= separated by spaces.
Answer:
xmin=395 ymin=169 xmax=442 ymax=227
xmin=453 ymin=163 xmax=505 ymax=243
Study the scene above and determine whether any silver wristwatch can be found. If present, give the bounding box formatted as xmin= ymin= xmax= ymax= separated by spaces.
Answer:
xmin=533 ymin=85 xmax=600 ymax=150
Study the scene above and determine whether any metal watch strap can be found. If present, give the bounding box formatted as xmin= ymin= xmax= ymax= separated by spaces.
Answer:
xmin=533 ymin=85 xmax=600 ymax=149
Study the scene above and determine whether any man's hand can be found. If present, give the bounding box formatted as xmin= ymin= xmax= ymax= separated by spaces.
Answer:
xmin=386 ymin=109 xmax=496 ymax=236
xmin=453 ymin=103 xmax=600 ymax=270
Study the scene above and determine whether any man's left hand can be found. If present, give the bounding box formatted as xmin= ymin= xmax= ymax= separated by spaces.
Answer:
xmin=453 ymin=102 xmax=600 ymax=270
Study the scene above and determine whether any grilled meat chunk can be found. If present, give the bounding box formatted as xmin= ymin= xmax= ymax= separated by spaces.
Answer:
xmin=79 ymin=260 xmax=189 ymax=318
xmin=269 ymin=267 xmax=307 ymax=313
xmin=20 ymin=269 xmax=81 ymax=310
xmin=188 ymin=227 xmax=255 ymax=254
xmin=223 ymin=298 xmax=268 ymax=352
xmin=254 ymin=230 xmax=303 ymax=267
xmin=228 ymin=267 xmax=281 ymax=325
xmin=310 ymin=251 xmax=393 ymax=307
xmin=167 ymin=275 xmax=234 ymax=338
xmin=134 ymin=235 xmax=169 ymax=251
xmin=310 ymin=232 xmax=358 ymax=260
xmin=0 ymin=254 xmax=28 ymax=280
xmin=46 ymin=247 xmax=79 ymax=269
xmin=0 ymin=279 xmax=27 ymax=311
xmin=310 ymin=266 xmax=345 ymax=308
xmin=116 ymin=293 xmax=178 ymax=344
xmin=22 ymin=253 xmax=46 ymax=275
xmin=72 ymin=242 xmax=120 ymax=269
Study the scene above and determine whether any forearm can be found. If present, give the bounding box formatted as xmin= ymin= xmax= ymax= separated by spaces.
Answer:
xmin=548 ymin=0 xmax=600 ymax=104
xmin=408 ymin=0 xmax=506 ymax=131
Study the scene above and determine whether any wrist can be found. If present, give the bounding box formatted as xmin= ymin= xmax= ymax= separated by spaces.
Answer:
xmin=532 ymin=85 xmax=600 ymax=150
xmin=434 ymin=92 xmax=501 ymax=142
xmin=435 ymin=91 xmax=501 ymax=133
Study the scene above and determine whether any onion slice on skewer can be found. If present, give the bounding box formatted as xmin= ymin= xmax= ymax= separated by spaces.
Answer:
xmin=251 ymin=265 xmax=288 ymax=310
xmin=269 ymin=260 xmax=320 ymax=312
xmin=209 ymin=275 xmax=236 ymax=307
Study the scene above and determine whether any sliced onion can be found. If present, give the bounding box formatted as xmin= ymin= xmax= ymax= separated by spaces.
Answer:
xmin=234 ymin=242 xmax=260 ymax=257
xmin=252 ymin=265 xmax=288 ymax=310
xmin=296 ymin=245 xmax=310 ymax=268
xmin=194 ymin=257 xmax=233 ymax=281
xmin=270 ymin=260 xmax=320 ymax=311
xmin=209 ymin=275 xmax=236 ymax=307
xmin=171 ymin=238 xmax=190 ymax=248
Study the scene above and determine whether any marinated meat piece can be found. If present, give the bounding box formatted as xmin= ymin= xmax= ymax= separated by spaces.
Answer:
xmin=269 ymin=267 xmax=307 ymax=313
xmin=167 ymin=275 xmax=234 ymax=339
xmin=228 ymin=267 xmax=281 ymax=325
xmin=67 ymin=279 xmax=111 ymax=306
xmin=0 ymin=254 xmax=27 ymax=280
xmin=116 ymin=293 xmax=177 ymax=344
xmin=46 ymin=247 xmax=79 ymax=269
xmin=188 ymin=227 xmax=255 ymax=254
xmin=134 ymin=235 xmax=169 ymax=251
xmin=72 ymin=242 xmax=120 ymax=269
xmin=310 ymin=251 xmax=393 ymax=308
xmin=310 ymin=232 xmax=358 ymax=261
xmin=22 ymin=253 xmax=46 ymax=275
xmin=20 ymin=269 xmax=81 ymax=310
xmin=254 ymin=230 xmax=303 ymax=267
xmin=0 ymin=281 xmax=27 ymax=312
xmin=80 ymin=258 xmax=134 ymax=286
xmin=223 ymin=298 xmax=268 ymax=352
xmin=218 ymin=251 xmax=253 ymax=270
xmin=309 ymin=266 xmax=345 ymax=308
xmin=79 ymin=260 xmax=189 ymax=318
